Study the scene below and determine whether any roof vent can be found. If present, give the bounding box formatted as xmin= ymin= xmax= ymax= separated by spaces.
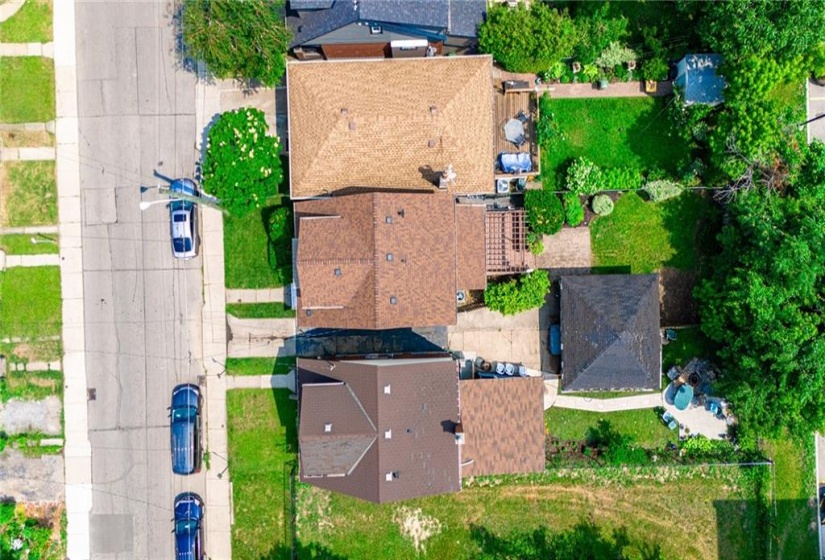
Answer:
xmin=397 ymin=209 xmax=405 ymax=217
xmin=305 ymin=309 xmax=313 ymax=317
xmin=384 ymin=384 xmax=391 ymax=395
xmin=348 ymin=120 xmax=357 ymax=131
xmin=456 ymin=290 xmax=466 ymax=303
xmin=324 ymin=423 xmax=332 ymax=433
xmin=334 ymin=268 xmax=342 ymax=277
xmin=384 ymin=429 xmax=392 ymax=439
xmin=386 ymin=253 xmax=393 ymax=262
xmin=389 ymin=296 xmax=397 ymax=305
xmin=385 ymin=216 xmax=392 ymax=224
xmin=430 ymin=105 xmax=438 ymax=116
xmin=385 ymin=472 xmax=393 ymax=482
xmin=428 ymin=138 xmax=438 ymax=148
xmin=340 ymin=108 xmax=348 ymax=116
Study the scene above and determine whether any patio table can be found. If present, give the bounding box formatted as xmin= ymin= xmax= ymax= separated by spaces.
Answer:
xmin=674 ymin=384 xmax=694 ymax=411
xmin=504 ymin=118 xmax=525 ymax=144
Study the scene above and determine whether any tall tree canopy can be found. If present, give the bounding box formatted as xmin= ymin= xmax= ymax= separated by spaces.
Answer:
xmin=182 ymin=0 xmax=291 ymax=87
xmin=695 ymin=142 xmax=825 ymax=439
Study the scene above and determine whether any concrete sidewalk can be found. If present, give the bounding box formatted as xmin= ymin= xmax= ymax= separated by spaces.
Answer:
xmin=0 ymin=0 xmax=24 ymax=22
xmin=0 ymin=42 xmax=54 ymax=57
xmin=225 ymin=371 xmax=296 ymax=393
xmin=0 ymin=146 xmax=56 ymax=161
xmin=53 ymin=0 xmax=93 ymax=558
xmin=225 ymin=287 xmax=285 ymax=304
xmin=226 ymin=316 xmax=296 ymax=358
xmin=0 ymin=253 xmax=60 ymax=268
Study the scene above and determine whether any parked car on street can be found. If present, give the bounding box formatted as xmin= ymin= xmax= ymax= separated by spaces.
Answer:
xmin=170 ymin=383 xmax=201 ymax=475
xmin=174 ymin=492 xmax=204 ymax=560
xmin=169 ymin=178 xmax=198 ymax=260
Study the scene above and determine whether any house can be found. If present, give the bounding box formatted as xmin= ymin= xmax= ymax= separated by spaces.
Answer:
xmin=674 ymin=54 xmax=726 ymax=106
xmin=286 ymin=0 xmax=487 ymax=60
xmin=293 ymin=192 xmax=487 ymax=330
xmin=559 ymin=274 xmax=661 ymax=392
xmin=296 ymin=356 xmax=462 ymax=503
xmin=286 ymin=56 xmax=495 ymax=199
xmin=297 ymin=356 xmax=547 ymax=502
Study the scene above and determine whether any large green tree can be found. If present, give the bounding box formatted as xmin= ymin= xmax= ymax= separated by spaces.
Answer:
xmin=182 ymin=0 xmax=291 ymax=86
xmin=478 ymin=3 xmax=576 ymax=73
xmin=695 ymin=141 xmax=825 ymax=439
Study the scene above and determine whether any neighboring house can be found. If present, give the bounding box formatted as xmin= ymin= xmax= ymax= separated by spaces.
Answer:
xmin=286 ymin=0 xmax=487 ymax=60
xmin=293 ymin=192 xmax=487 ymax=330
xmin=297 ymin=356 xmax=546 ymax=502
xmin=559 ymin=274 xmax=661 ymax=392
xmin=296 ymin=356 xmax=462 ymax=503
xmin=674 ymin=54 xmax=726 ymax=106
xmin=286 ymin=56 xmax=495 ymax=199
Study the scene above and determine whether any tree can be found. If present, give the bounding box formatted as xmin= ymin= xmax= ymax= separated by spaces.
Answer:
xmin=484 ymin=271 xmax=551 ymax=316
xmin=478 ymin=3 xmax=577 ymax=73
xmin=202 ymin=108 xmax=283 ymax=216
xmin=524 ymin=189 xmax=564 ymax=235
xmin=695 ymin=141 xmax=825 ymax=438
xmin=571 ymin=3 xmax=629 ymax=66
xmin=182 ymin=0 xmax=291 ymax=87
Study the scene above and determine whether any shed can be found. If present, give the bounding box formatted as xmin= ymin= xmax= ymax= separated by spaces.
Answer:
xmin=674 ymin=54 xmax=725 ymax=106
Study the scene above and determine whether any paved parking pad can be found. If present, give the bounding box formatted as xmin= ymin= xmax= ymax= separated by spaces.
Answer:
xmin=448 ymin=307 xmax=542 ymax=370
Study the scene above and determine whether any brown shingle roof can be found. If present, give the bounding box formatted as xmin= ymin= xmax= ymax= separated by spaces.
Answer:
xmin=297 ymin=357 xmax=461 ymax=503
xmin=287 ymin=56 xmax=495 ymax=198
xmin=295 ymin=192 xmax=485 ymax=329
xmin=455 ymin=204 xmax=487 ymax=292
xmin=458 ymin=377 xmax=546 ymax=477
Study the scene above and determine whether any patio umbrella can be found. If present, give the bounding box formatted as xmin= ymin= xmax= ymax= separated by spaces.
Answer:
xmin=504 ymin=118 xmax=525 ymax=144
xmin=674 ymin=384 xmax=694 ymax=411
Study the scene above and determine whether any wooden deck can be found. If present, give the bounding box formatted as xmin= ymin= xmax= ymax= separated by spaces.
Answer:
xmin=494 ymin=88 xmax=540 ymax=177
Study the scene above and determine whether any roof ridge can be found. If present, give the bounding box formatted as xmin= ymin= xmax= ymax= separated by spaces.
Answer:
xmin=345 ymin=381 xmax=377 ymax=433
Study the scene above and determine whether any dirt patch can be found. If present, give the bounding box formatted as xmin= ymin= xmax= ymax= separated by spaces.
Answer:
xmin=295 ymin=484 xmax=332 ymax=536
xmin=392 ymin=506 xmax=442 ymax=553
xmin=0 ymin=130 xmax=54 ymax=148
xmin=659 ymin=267 xmax=698 ymax=326
xmin=22 ymin=501 xmax=65 ymax=543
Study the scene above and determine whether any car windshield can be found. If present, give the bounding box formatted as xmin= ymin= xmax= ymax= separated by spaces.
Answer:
xmin=173 ymin=238 xmax=192 ymax=252
xmin=172 ymin=406 xmax=196 ymax=422
xmin=176 ymin=519 xmax=197 ymax=534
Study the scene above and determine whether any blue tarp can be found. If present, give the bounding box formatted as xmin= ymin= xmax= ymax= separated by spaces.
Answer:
xmin=675 ymin=54 xmax=725 ymax=106
xmin=500 ymin=153 xmax=532 ymax=173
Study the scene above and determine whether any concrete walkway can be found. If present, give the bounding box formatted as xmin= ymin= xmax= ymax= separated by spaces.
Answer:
xmin=0 ymin=146 xmax=56 ymax=161
xmin=226 ymin=371 xmax=296 ymax=392
xmin=0 ymin=121 xmax=55 ymax=133
xmin=0 ymin=42 xmax=54 ymax=58
xmin=552 ymin=393 xmax=663 ymax=412
xmin=225 ymin=287 xmax=285 ymax=304
xmin=226 ymin=316 xmax=296 ymax=358
xmin=0 ymin=253 xmax=60 ymax=268
xmin=52 ymin=0 xmax=93 ymax=557
xmin=0 ymin=225 xmax=58 ymax=235
xmin=0 ymin=0 xmax=24 ymax=22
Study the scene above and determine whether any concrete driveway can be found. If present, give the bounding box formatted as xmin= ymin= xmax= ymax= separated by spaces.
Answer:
xmin=447 ymin=306 xmax=544 ymax=371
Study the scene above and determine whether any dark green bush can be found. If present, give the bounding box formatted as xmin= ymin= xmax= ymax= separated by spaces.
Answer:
xmin=484 ymin=270 xmax=551 ymax=316
xmin=524 ymin=189 xmax=564 ymax=235
xmin=602 ymin=166 xmax=644 ymax=190
xmin=267 ymin=205 xmax=293 ymax=286
xmin=563 ymin=192 xmax=585 ymax=226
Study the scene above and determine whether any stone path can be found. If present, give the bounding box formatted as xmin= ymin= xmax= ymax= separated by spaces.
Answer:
xmin=537 ymin=227 xmax=592 ymax=273
xmin=225 ymin=371 xmax=296 ymax=392
xmin=0 ymin=146 xmax=56 ymax=161
xmin=225 ymin=287 xmax=285 ymax=304
xmin=0 ymin=42 xmax=54 ymax=58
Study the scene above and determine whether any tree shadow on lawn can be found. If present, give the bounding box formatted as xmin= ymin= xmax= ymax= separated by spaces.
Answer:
xmin=270 ymin=388 xmax=297 ymax=453
xmin=624 ymin=97 xmax=691 ymax=178
xmin=256 ymin=541 xmax=350 ymax=560
xmin=261 ymin=203 xmax=293 ymax=287
xmin=659 ymin=191 xmax=722 ymax=272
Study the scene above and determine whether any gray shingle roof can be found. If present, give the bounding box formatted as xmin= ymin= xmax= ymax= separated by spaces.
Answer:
xmin=560 ymin=274 xmax=661 ymax=392
xmin=287 ymin=0 xmax=486 ymax=47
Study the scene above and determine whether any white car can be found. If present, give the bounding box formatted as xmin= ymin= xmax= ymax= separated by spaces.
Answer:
xmin=169 ymin=179 xmax=198 ymax=260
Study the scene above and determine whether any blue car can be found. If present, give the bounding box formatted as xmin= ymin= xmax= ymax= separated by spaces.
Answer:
xmin=170 ymin=384 xmax=201 ymax=475
xmin=169 ymin=178 xmax=198 ymax=260
xmin=174 ymin=492 xmax=204 ymax=560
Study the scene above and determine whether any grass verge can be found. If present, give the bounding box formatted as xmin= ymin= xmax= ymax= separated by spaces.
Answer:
xmin=0 ymin=368 xmax=61 ymax=403
xmin=0 ymin=233 xmax=59 ymax=254
xmin=0 ymin=129 xmax=54 ymax=148
xmin=224 ymin=201 xmax=292 ymax=289
xmin=763 ymin=436 xmax=818 ymax=560
xmin=545 ymin=407 xmax=675 ymax=449
xmin=0 ymin=161 xmax=57 ymax=227
xmin=0 ymin=0 xmax=52 ymax=42
xmin=226 ymin=302 xmax=296 ymax=319
xmin=540 ymin=96 xmax=689 ymax=188
xmin=0 ymin=338 xmax=62 ymax=364
xmin=0 ymin=266 xmax=62 ymax=338
xmin=226 ymin=357 xmax=296 ymax=376
xmin=0 ymin=57 xmax=55 ymax=123
xmin=590 ymin=191 xmax=714 ymax=273
xmin=228 ymin=389 xmax=297 ymax=560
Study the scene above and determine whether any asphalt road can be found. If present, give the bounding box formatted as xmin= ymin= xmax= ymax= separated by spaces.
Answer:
xmin=75 ymin=2 xmax=202 ymax=558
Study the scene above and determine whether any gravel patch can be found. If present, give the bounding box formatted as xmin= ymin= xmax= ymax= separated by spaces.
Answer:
xmin=0 ymin=449 xmax=64 ymax=502
xmin=0 ymin=396 xmax=62 ymax=435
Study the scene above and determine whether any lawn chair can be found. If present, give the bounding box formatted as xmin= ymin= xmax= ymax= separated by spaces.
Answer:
xmin=516 ymin=110 xmax=530 ymax=124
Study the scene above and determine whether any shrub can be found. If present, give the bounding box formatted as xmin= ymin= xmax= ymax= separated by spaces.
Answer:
xmin=484 ymin=270 xmax=551 ymax=316
xmin=202 ymin=108 xmax=283 ymax=216
xmin=594 ymin=41 xmax=636 ymax=69
xmin=602 ymin=166 xmax=644 ymax=190
xmin=535 ymin=102 xmax=558 ymax=146
xmin=591 ymin=194 xmax=614 ymax=216
xmin=563 ymin=192 xmax=585 ymax=226
xmin=643 ymin=180 xmax=683 ymax=202
xmin=527 ymin=231 xmax=545 ymax=255
xmin=565 ymin=157 xmax=604 ymax=195
xmin=524 ymin=189 xmax=564 ymax=235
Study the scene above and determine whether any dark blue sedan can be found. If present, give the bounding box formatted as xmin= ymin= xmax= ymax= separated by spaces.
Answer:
xmin=170 ymin=384 xmax=201 ymax=475
xmin=174 ymin=492 xmax=204 ymax=560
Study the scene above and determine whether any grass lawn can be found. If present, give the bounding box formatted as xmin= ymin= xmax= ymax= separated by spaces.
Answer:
xmin=0 ymin=0 xmax=52 ymax=42
xmin=296 ymin=466 xmax=765 ymax=559
xmin=227 ymin=389 xmax=297 ymax=560
xmin=540 ymin=96 xmax=689 ymax=188
xmin=0 ymin=129 xmax=54 ymax=148
xmin=0 ymin=368 xmax=61 ymax=403
xmin=224 ymin=201 xmax=292 ymax=289
xmin=662 ymin=326 xmax=715 ymax=371
xmin=0 ymin=338 xmax=62 ymax=363
xmin=0 ymin=57 xmax=55 ymax=123
xmin=0 ymin=234 xmax=58 ymax=255
xmin=544 ymin=407 xmax=675 ymax=449
xmin=763 ymin=436 xmax=818 ymax=560
xmin=0 ymin=266 xmax=62 ymax=338
xmin=226 ymin=356 xmax=296 ymax=376
xmin=226 ymin=302 xmax=295 ymax=319
xmin=0 ymin=161 xmax=57 ymax=227
xmin=590 ymin=191 xmax=715 ymax=274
